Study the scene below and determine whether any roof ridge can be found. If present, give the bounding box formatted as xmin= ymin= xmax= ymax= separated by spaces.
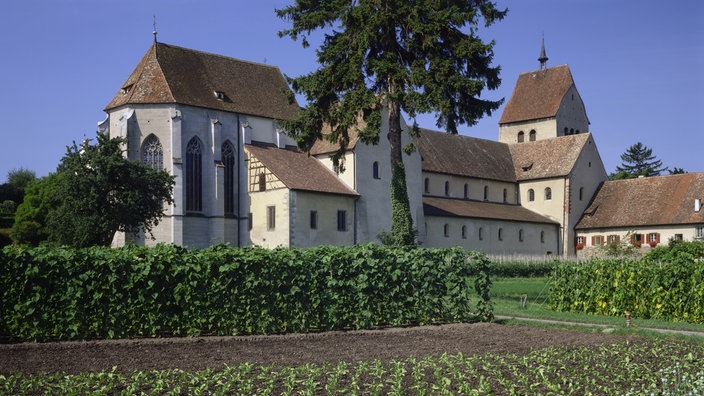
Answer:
xmin=156 ymin=42 xmax=284 ymax=72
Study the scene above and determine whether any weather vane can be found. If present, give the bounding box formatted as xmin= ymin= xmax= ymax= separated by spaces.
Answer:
xmin=153 ymin=15 xmax=158 ymax=43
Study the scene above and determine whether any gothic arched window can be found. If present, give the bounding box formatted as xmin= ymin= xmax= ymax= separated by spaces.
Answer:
xmin=517 ymin=131 xmax=525 ymax=143
xmin=528 ymin=188 xmax=535 ymax=202
xmin=186 ymin=137 xmax=203 ymax=212
xmin=545 ymin=187 xmax=552 ymax=201
xmin=142 ymin=135 xmax=163 ymax=170
xmin=529 ymin=130 xmax=536 ymax=141
xmin=222 ymin=141 xmax=235 ymax=214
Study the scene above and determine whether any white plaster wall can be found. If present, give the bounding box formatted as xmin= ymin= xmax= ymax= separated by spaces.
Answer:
xmin=423 ymin=173 xmax=518 ymax=204
xmin=575 ymin=225 xmax=704 ymax=258
xmin=498 ymin=118 xmax=556 ymax=144
xmin=248 ymin=188 xmax=290 ymax=248
xmin=289 ymin=190 xmax=356 ymax=247
xmin=563 ymin=135 xmax=608 ymax=254
xmin=424 ymin=216 xmax=559 ymax=255
xmin=555 ymin=86 xmax=589 ymax=136
xmin=350 ymin=113 xmax=423 ymax=243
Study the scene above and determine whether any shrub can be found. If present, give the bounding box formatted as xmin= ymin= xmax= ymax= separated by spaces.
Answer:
xmin=0 ymin=244 xmax=493 ymax=341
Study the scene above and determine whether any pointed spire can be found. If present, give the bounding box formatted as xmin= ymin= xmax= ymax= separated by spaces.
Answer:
xmin=152 ymin=15 xmax=158 ymax=44
xmin=538 ymin=34 xmax=548 ymax=70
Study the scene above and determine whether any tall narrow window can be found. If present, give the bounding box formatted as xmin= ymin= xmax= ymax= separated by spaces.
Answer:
xmin=444 ymin=181 xmax=450 ymax=197
xmin=498 ymin=228 xmax=503 ymax=241
xmin=443 ymin=224 xmax=449 ymax=237
xmin=267 ymin=206 xmax=275 ymax=230
xmin=222 ymin=141 xmax=235 ymax=215
xmin=310 ymin=210 xmax=318 ymax=229
xmin=478 ymin=227 xmax=484 ymax=240
xmin=529 ymin=130 xmax=536 ymax=141
xmin=540 ymin=231 xmax=545 ymax=243
xmin=463 ymin=183 xmax=469 ymax=199
xmin=545 ymin=187 xmax=552 ymax=200
xmin=483 ymin=186 xmax=489 ymax=201
xmin=337 ymin=210 xmax=347 ymax=231
xmin=519 ymin=229 xmax=524 ymax=242
xmin=186 ymin=137 xmax=203 ymax=212
xmin=372 ymin=161 xmax=380 ymax=179
xmin=142 ymin=135 xmax=163 ymax=169
xmin=258 ymin=173 xmax=266 ymax=192
xmin=579 ymin=187 xmax=584 ymax=201
xmin=528 ymin=189 xmax=535 ymax=202
xmin=517 ymin=131 xmax=525 ymax=143
xmin=503 ymin=188 xmax=508 ymax=203
xmin=424 ymin=177 xmax=429 ymax=194
xmin=461 ymin=225 xmax=467 ymax=239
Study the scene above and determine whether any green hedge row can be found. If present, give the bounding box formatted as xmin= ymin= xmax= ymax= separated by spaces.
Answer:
xmin=487 ymin=259 xmax=560 ymax=278
xmin=549 ymin=258 xmax=704 ymax=324
xmin=0 ymin=244 xmax=492 ymax=341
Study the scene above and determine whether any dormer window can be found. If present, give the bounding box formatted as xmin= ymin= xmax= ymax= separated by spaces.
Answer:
xmin=121 ymin=84 xmax=133 ymax=94
xmin=214 ymin=90 xmax=228 ymax=101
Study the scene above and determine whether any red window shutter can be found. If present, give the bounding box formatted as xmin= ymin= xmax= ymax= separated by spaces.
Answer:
xmin=656 ymin=233 xmax=660 ymax=243
xmin=616 ymin=235 xmax=621 ymax=243
xmin=591 ymin=236 xmax=595 ymax=246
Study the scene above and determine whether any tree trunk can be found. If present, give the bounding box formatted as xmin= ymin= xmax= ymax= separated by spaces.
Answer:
xmin=387 ymin=98 xmax=415 ymax=246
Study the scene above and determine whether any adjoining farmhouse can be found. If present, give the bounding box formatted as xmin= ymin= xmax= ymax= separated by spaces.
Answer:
xmin=575 ymin=173 xmax=704 ymax=255
xmin=99 ymin=40 xmax=702 ymax=256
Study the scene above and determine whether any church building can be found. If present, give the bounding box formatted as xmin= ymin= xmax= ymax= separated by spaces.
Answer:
xmin=99 ymin=39 xmax=699 ymax=257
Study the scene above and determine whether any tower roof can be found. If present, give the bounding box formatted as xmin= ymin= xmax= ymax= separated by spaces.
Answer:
xmin=498 ymin=64 xmax=575 ymax=125
xmin=104 ymin=42 xmax=300 ymax=120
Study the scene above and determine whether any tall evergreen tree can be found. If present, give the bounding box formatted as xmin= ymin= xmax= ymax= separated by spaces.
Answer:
xmin=611 ymin=142 xmax=667 ymax=180
xmin=276 ymin=0 xmax=506 ymax=245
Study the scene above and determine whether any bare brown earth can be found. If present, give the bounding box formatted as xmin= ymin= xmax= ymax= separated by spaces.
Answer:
xmin=0 ymin=322 xmax=638 ymax=375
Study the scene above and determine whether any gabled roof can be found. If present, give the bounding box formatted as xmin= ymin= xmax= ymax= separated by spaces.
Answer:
xmin=105 ymin=42 xmax=300 ymax=120
xmin=309 ymin=122 xmax=364 ymax=155
xmin=416 ymin=129 xmax=516 ymax=182
xmin=424 ymin=197 xmax=559 ymax=225
xmin=499 ymin=64 xmax=575 ymax=124
xmin=245 ymin=143 xmax=358 ymax=197
xmin=576 ymin=173 xmax=704 ymax=230
xmin=509 ymin=133 xmax=591 ymax=181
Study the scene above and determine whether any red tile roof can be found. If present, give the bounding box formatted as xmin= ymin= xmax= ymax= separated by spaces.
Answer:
xmin=424 ymin=197 xmax=558 ymax=225
xmin=509 ymin=133 xmax=591 ymax=180
xmin=105 ymin=43 xmax=300 ymax=121
xmin=576 ymin=173 xmax=704 ymax=229
xmin=499 ymin=65 xmax=575 ymax=124
xmin=415 ymin=129 xmax=516 ymax=182
xmin=245 ymin=144 xmax=358 ymax=196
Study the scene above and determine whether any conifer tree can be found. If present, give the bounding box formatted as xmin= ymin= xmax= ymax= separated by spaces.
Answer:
xmin=277 ymin=0 xmax=506 ymax=245
xmin=611 ymin=142 xmax=667 ymax=180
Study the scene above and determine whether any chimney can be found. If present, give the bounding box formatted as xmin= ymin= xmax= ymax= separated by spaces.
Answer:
xmin=696 ymin=199 xmax=702 ymax=212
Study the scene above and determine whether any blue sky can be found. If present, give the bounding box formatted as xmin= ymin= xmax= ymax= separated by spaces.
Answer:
xmin=1 ymin=0 xmax=702 ymax=181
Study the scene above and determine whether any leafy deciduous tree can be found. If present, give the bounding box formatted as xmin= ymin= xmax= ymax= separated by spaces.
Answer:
xmin=610 ymin=142 xmax=667 ymax=180
xmin=14 ymin=134 xmax=175 ymax=247
xmin=45 ymin=133 xmax=176 ymax=247
xmin=0 ymin=167 xmax=36 ymax=206
xmin=276 ymin=0 xmax=506 ymax=245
